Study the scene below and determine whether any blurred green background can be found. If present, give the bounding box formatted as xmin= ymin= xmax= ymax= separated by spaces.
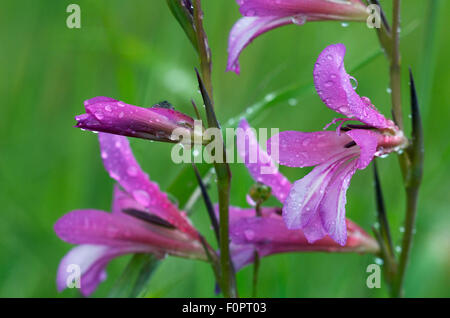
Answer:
xmin=0 ymin=0 xmax=449 ymax=297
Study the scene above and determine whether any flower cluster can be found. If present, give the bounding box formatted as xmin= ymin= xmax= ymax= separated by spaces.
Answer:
xmin=54 ymin=0 xmax=413 ymax=297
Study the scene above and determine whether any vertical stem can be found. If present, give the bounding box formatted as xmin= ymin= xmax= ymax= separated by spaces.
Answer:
xmin=375 ymin=1 xmax=423 ymax=297
xmin=252 ymin=250 xmax=260 ymax=298
xmin=193 ymin=0 xmax=213 ymax=99
xmin=252 ymin=201 xmax=262 ymax=297
xmin=391 ymin=187 xmax=418 ymax=297
xmin=193 ymin=0 xmax=236 ymax=297
xmin=390 ymin=0 xmax=403 ymax=130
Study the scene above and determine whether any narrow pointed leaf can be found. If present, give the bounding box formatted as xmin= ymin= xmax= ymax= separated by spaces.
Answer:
xmin=192 ymin=163 xmax=220 ymax=243
xmin=166 ymin=0 xmax=198 ymax=52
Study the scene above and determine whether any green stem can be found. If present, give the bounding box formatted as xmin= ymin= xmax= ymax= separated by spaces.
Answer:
xmin=193 ymin=0 xmax=236 ymax=297
xmin=375 ymin=0 xmax=423 ymax=297
xmin=391 ymin=187 xmax=418 ymax=297
xmin=252 ymin=250 xmax=260 ymax=298
xmin=390 ymin=0 xmax=403 ymax=130
xmin=252 ymin=201 xmax=262 ymax=297
xmin=193 ymin=0 xmax=213 ymax=99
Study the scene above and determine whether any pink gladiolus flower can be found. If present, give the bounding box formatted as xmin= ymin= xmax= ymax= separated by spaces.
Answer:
xmin=54 ymin=133 xmax=206 ymax=296
xmin=75 ymin=97 xmax=200 ymax=143
xmin=228 ymin=119 xmax=379 ymax=270
xmin=268 ymin=44 xmax=407 ymax=246
xmin=227 ymin=0 xmax=369 ymax=74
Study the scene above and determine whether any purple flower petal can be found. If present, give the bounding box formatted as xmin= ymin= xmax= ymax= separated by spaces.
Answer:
xmin=237 ymin=119 xmax=291 ymax=202
xmin=282 ymin=157 xmax=341 ymax=230
xmin=238 ymin=0 xmax=368 ymax=19
xmin=227 ymin=16 xmax=292 ymax=74
xmin=318 ymin=158 xmax=358 ymax=246
xmin=76 ymin=97 xmax=195 ymax=143
xmin=268 ymin=130 xmax=354 ymax=168
xmin=345 ymin=129 xmax=378 ymax=169
xmin=54 ymin=210 xmax=204 ymax=258
xmin=98 ymin=133 xmax=198 ymax=237
xmin=314 ymin=44 xmax=395 ymax=129
xmin=111 ymin=185 xmax=151 ymax=216
xmin=56 ymin=244 xmax=148 ymax=296
xmin=300 ymin=213 xmax=327 ymax=243
xmin=229 ymin=212 xmax=378 ymax=270
xmin=230 ymin=243 xmax=256 ymax=271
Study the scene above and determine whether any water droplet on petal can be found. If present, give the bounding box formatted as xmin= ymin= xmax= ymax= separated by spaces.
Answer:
xmin=349 ymin=76 xmax=358 ymax=89
xmin=127 ymin=166 xmax=138 ymax=176
xmin=291 ymin=15 xmax=306 ymax=25
xmin=244 ymin=230 xmax=255 ymax=240
xmin=133 ymin=190 xmax=150 ymax=206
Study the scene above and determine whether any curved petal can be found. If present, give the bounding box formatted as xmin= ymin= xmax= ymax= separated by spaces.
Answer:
xmin=54 ymin=210 xmax=205 ymax=259
xmin=111 ymin=185 xmax=140 ymax=214
xmin=314 ymin=44 xmax=394 ymax=129
xmin=318 ymin=158 xmax=358 ymax=246
xmin=230 ymin=217 xmax=379 ymax=270
xmin=301 ymin=213 xmax=327 ymax=243
xmin=238 ymin=0 xmax=368 ymax=19
xmin=282 ymin=159 xmax=338 ymax=230
xmin=76 ymin=97 xmax=195 ymax=143
xmin=268 ymin=130 xmax=354 ymax=167
xmin=98 ymin=133 xmax=197 ymax=237
xmin=237 ymin=119 xmax=291 ymax=202
xmin=227 ymin=16 xmax=292 ymax=74
xmin=56 ymin=244 xmax=150 ymax=296
xmin=230 ymin=214 xmax=377 ymax=256
xmin=345 ymin=129 xmax=378 ymax=169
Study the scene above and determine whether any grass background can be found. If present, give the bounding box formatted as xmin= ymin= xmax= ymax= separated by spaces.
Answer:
xmin=0 ymin=0 xmax=449 ymax=297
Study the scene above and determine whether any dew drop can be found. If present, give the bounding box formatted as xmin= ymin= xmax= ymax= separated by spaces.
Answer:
xmin=244 ymin=229 xmax=255 ymax=240
xmin=127 ymin=166 xmax=138 ymax=176
xmin=374 ymin=257 xmax=384 ymax=265
xmin=246 ymin=9 xmax=255 ymax=17
xmin=291 ymin=15 xmax=306 ymax=25
xmin=302 ymin=138 xmax=311 ymax=146
xmin=349 ymin=76 xmax=358 ymax=89
xmin=288 ymin=98 xmax=298 ymax=106
xmin=264 ymin=93 xmax=275 ymax=102
xmin=133 ymin=190 xmax=150 ymax=206
xmin=339 ymin=106 xmax=350 ymax=114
